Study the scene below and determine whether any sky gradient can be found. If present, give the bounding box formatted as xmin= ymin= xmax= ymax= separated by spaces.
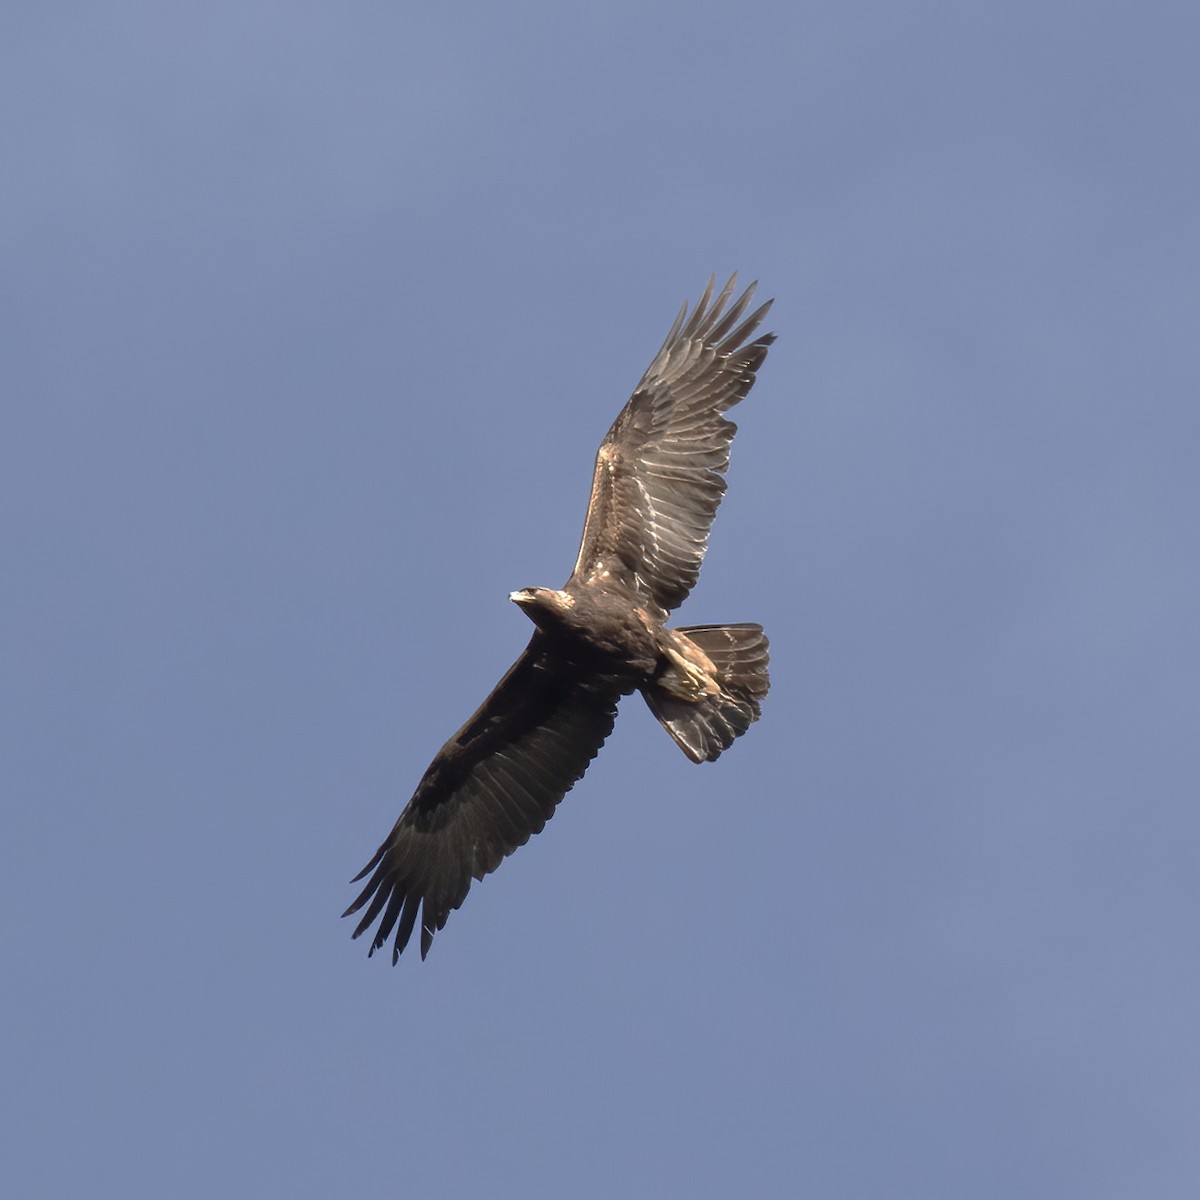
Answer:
xmin=4 ymin=3 xmax=1199 ymax=1196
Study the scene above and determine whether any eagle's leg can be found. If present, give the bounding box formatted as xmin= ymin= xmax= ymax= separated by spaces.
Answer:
xmin=657 ymin=632 xmax=721 ymax=701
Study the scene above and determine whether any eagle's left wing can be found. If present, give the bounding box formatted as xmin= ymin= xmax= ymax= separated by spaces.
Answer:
xmin=343 ymin=633 xmax=619 ymax=962
xmin=569 ymin=275 xmax=774 ymax=615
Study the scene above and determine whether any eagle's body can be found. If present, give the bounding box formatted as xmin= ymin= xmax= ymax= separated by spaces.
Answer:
xmin=511 ymin=586 xmax=661 ymax=677
xmin=345 ymin=276 xmax=775 ymax=961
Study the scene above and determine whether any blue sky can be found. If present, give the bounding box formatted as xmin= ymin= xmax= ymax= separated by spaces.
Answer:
xmin=4 ymin=3 xmax=1199 ymax=1195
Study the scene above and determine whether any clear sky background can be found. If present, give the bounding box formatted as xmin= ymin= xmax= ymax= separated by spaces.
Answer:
xmin=4 ymin=3 xmax=1198 ymax=1196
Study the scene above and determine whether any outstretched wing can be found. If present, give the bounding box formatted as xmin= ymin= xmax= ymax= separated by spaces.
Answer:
xmin=343 ymin=633 xmax=620 ymax=962
xmin=569 ymin=275 xmax=774 ymax=615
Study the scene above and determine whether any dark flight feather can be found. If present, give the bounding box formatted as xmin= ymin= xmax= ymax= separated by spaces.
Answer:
xmin=343 ymin=633 xmax=620 ymax=961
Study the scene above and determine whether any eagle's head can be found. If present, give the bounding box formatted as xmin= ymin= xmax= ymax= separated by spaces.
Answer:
xmin=509 ymin=587 xmax=576 ymax=629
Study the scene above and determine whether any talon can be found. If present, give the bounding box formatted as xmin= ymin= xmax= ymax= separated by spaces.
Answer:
xmin=660 ymin=641 xmax=720 ymax=700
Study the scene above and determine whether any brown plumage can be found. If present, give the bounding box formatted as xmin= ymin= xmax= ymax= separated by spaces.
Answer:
xmin=344 ymin=275 xmax=774 ymax=961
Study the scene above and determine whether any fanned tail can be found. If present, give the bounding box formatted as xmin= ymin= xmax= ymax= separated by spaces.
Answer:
xmin=642 ymin=623 xmax=770 ymax=763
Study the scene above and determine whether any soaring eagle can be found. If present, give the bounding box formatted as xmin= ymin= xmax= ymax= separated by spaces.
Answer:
xmin=344 ymin=275 xmax=774 ymax=961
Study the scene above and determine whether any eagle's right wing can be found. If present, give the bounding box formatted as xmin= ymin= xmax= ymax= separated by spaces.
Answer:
xmin=343 ymin=633 xmax=619 ymax=962
xmin=569 ymin=275 xmax=774 ymax=615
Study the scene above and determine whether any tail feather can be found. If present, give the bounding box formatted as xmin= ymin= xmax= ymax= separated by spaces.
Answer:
xmin=643 ymin=623 xmax=770 ymax=763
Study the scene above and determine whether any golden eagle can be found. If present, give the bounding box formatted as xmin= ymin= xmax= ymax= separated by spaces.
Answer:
xmin=344 ymin=275 xmax=774 ymax=961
